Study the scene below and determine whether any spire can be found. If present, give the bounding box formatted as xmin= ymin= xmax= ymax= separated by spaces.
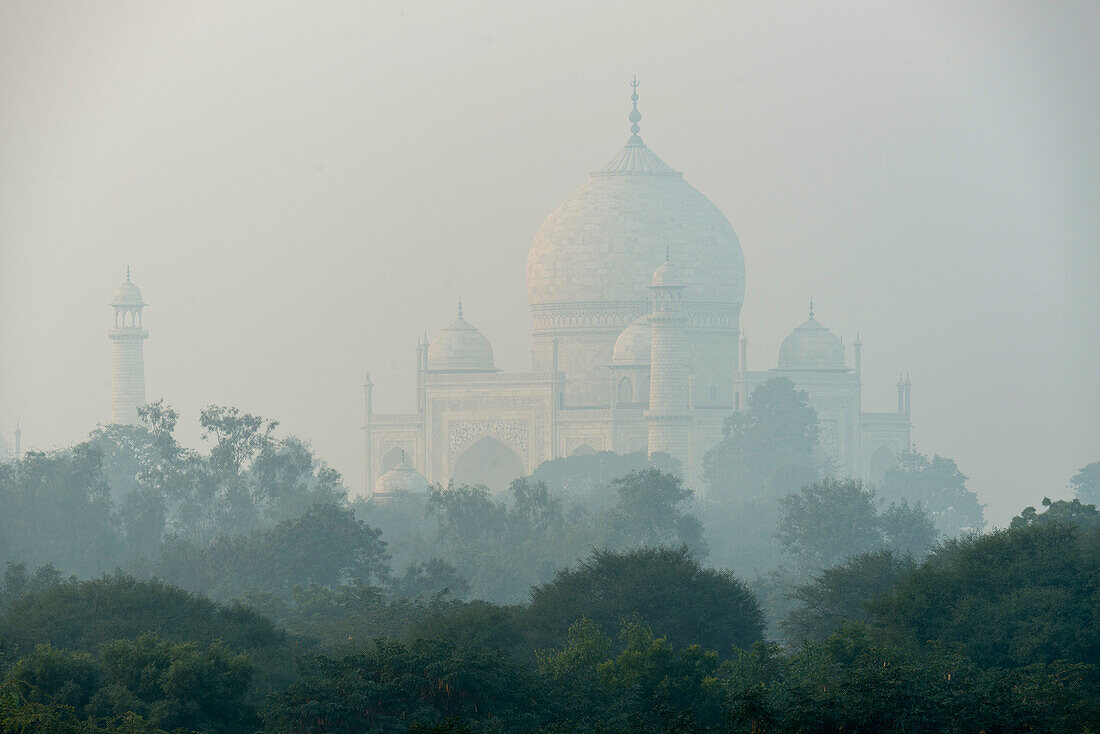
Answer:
xmin=665 ymin=244 xmax=670 ymax=261
xmin=457 ymin=298 xmax=463 ymax=319
xmin=809 ymin=297 xmax=815 ymax=320
xmin=628 ymin=75 xmax=642 ymax=144
xmin=126 ymin=266 xmax=132 ymax=282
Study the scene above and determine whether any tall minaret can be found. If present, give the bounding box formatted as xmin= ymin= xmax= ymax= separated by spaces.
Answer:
xmin=646 ymin=254 xmax=693 ymax=481
xmin=108 ymin=268 xmax=148 ymax=425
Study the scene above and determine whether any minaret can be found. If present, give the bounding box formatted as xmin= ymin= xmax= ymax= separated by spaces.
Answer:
xmin=13 ymin=422 xmax=22 ymax=462
xmin=108 ymin=268 xmax=148 ymax=425
xmin=646 ymin=253 xmax=693 ymax=481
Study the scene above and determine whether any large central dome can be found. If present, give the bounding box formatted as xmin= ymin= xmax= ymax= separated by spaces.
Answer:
xmin=526 ymin=84 xmax=745 ymax=328
xmin=527 ymin=143 xmax=745 ymax=314
xmin=525 ymin=84 xmax=746 ymax=406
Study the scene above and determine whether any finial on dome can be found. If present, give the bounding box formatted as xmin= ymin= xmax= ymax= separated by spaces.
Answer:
xmin=628 ymin=76 xmax=642 ymax=143
xmin=126 ymin=266 xmax=132 ymax=282
xmin=457 ymin=298 xmax=463 ymax=319
xmin=809 ymin=298 xmax=814 ymax=320
xmin=665 ymin=245 xmax=670 ymax=261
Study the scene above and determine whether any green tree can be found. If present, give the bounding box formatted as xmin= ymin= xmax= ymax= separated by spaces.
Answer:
xmin=392 ymin=559 xmax=470 ymax=601
xmin=0 ymin=445 xmax=119 ymax=576
xmin=777 ymin=479 xmax=883 ymax=570
xmin=879 ymin=498 xmax=939 ymax=556
xmin=780 ymin=550 xmax=916 ymax=644
xmin=522 ymin=546 xmax=763 ymax=656
xmin=259 ymin=639 xmax=541 ymax=733
xmin=601 ymin=469 xmax=706 ymax=555
xmin=149 ymin=504 xmax=391 ymax=601
xmin=92 ymin=635 xmax=255 ymax=734
xmin=5 ymin=644 xmax=101 ymax=711
xmin=0 ymin=575 xmax=285 ymax=663
xmin=1070 ymin=462 xmax=1100 ymax=505
xmin=703 ymin=377 xmax=819 ymax=504
xmin=1011 ymin=497 xmax=1100 ymax=531
xmin=876 ymin=451 xmax=985 ymax=536
xmin=870 ymin=522 xmax=1100 ymax=670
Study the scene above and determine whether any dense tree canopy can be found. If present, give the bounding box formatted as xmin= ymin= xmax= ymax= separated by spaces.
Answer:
xmin=1070 ymin=461 xmax=1100 ymax=505
xmin=2 ymin=400 xmax=1097 ymax=731
xmin=0 ymin=576 xmax=285 ymax=658
xmin=777 ymin=478 xmax=938 ymax=570
xmin=781 ymin=550 xmax=917 ymax=644
xmin=1011 ymin=496 xmax=1100 ymax=531
xmin=523 ymin=546 xmax=764 ymax=656
xmin=876 ymin=450 xmax=985 ymax=536
xmin=870 ymin=522 xmax=1100 ymax=671
xmin=146 ymin=504 xmax=391 ymax=602
xmin=703 ymin=377 xmax=819 ymax=504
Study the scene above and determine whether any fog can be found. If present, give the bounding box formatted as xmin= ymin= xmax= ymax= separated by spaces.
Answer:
xmin=2 ymin=0 xmax=1098 ymax=526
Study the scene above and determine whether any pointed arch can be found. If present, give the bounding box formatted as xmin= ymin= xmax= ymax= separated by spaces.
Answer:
xmin=617 ymin=376 xmax=634 ymax=403
xmin=869 ymin=445 xmax=895 ymax=486
xmin=451 ymin=435 xmax=525 ymax=494
xmin=570 ymin=443 xmax=597 ymax=457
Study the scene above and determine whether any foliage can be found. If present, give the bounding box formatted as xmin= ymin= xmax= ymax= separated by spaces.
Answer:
xmin=259 ymin=638 xmax=541 ymax=733
xmin=0 ymin=575 xmax=286 ymax=661
xmin=703 ymin=377 xmax=819 ymax=505
xmin=780 ymin=550 xmax=917 ymax=644
xmin=1011 ymin=496 xmax=1100 ymax=531
xmin=601 ymin=469 xmax=707 ymax=556
xmin=523 ymin=546 xmax=764 ymax=656
xmin=777 ymin=478 xmax=938 ymax=571
xmin=393 ymin=559 xmax=471 ymax=601
xmin=870 ymin=522 xmax=1100 ymax=671
xmin=2 ymin=635 xmax=255 ymax=734
xmin=146 ymin=504 xmax=391 ymax=601
xmin=876 ymin=450 xmax=985 ymax=536
xmin=0 ymin=446 xmax=118 ymax=577
xmin=528 ymin=450 xmax=679 ymax=505
xmin=0 ymin=562 xmax=68 ymax=611
xmin=1071 ymin=461 xmax=1100 ymax=505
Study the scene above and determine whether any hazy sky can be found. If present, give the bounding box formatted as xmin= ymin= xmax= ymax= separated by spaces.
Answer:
xmin=2 ymin=1 xmax=1097 ymax=525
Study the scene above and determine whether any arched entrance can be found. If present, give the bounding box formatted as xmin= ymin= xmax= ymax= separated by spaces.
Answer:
xmin=451 ymin=436 xmax=525 ymax=494
xmin=617 ymin=377 xmax=633 ymax=403
xmin=869 ymin=446 xmax=895 ymax=486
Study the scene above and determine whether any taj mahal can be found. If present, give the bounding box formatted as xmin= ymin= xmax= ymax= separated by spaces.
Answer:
xmin=364 ymin=83 xmax=912 ymax=500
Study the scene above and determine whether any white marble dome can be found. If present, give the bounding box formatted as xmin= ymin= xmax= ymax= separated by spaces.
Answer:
xmin=526 ymin=137 xmax=745 ymax=320
xmin=612 ymin=317 xmax=651 ymax=365
xmin=777 ymin=316 xmax=848 ymax=371
xmin=112 ymin=272 xmax=145 ymax=306
xmin=651 ymin=258 xmax=684 ymax=288
xmin=427 ymin=312 xmax=496 ymax=372
xmin=373 ymin=452 xmax=429 ymax=501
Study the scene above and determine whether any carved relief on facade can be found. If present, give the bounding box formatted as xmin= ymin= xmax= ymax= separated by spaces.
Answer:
xmin=447 ymin=419 xmax=530 ymax=466
xmin=563 ymin=433 xmax=608 ymax=456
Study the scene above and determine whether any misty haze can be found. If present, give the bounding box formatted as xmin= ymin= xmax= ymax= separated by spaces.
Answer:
xmin=1 ymin=2 xmax=1098 ymax=732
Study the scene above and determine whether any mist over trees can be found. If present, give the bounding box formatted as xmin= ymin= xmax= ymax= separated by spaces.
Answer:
xmin=0 ymin=391 xmax=1097 ymax=731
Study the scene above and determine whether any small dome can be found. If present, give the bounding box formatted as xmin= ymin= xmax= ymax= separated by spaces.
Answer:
xmin=112 ymin=273 xmax=145 ymax=306
xmin=777 ymin=316 xmax=848 ymax=371
xmin=427 ymin=313 xmax=496 ymax=372
xmin=612 ymin=317 xmax=652 ymax=366
xmin=373 ymin=453 xmax=429 ymax=501
xmin=651 ymin=258 xmax=684 ymax=287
